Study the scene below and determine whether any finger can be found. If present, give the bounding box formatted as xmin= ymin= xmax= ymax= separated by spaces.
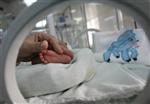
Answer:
xmin=31 ymin=40 xmax=49 ymax=53
xmin=31 ymin=42 xmax=42 ymax=53
xmin=37 ymin=32 xmax=63 ymax=54
xmin=59 ymin=41 xmax=67 ymax=48
xmin=41 ymin=40 xmax=48 ymax=50
xmin=50 ymin=38 xmax=63 ymax=54
xmin=61 ymin=45 xmax=74 ymax=59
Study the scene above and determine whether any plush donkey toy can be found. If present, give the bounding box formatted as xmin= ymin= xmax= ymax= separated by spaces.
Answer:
xmin=103 ymin=29 xmax=139 ymax=62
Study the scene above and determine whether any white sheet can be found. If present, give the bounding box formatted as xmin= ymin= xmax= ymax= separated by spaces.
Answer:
xmin=16 ymin=49 xmax=96 ymax=98
xmin=27 ymin=50 xmax=150 ymax=104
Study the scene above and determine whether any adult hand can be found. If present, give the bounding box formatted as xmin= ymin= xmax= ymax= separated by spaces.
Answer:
xmin=17 ymin=32 xmax=73 ymax=62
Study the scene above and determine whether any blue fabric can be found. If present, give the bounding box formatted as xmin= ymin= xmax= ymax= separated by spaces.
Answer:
xmin=103 ymin=29 xmax=139 ymax=62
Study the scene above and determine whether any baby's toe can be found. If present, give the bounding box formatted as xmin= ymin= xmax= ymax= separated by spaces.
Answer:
xmin=41 ymin=50 xmax=48 ymax=54
xmin=39 ymin=54 xmax=45 ymax=63
xmin=44 ymin=60 xmax=48 ymax=64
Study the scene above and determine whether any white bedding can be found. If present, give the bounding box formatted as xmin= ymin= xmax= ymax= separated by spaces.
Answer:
xmin=16 ymin=49 xmax=96 ymax=98
xmin=22 ymin=49 xmax=150 ymax=104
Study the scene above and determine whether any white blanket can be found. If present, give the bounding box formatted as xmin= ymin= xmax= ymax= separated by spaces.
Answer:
xmin=16 ymin=48 xmax=150 ymax=104
xmin=27 ymin=55 xmax=150 ymax=104
xmin=16 ymin=49 xmax=96 ymax=97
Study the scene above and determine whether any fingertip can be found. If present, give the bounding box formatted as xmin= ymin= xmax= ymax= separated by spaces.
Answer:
xmin=66 ymin=56 xmax=72 ymax=63
xmin=58 ymin=48 xmax=63 ymax=54
xmin=61 ymin=46 xmax=74 ymax=58
xmin=56 ymin=50 xmax=63 ymax=55
xmin=70 ymin=53 xmax=74 ymax=59
xmin=53 ymin=44 xmax=63 ymax=54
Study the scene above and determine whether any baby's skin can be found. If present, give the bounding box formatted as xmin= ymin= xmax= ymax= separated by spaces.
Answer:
xmin=39 ymin=40 xmax=73 ymax=64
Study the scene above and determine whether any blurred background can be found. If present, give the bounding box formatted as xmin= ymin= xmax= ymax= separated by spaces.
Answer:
xmin=0 ymin=0 xmax=141 ymax=49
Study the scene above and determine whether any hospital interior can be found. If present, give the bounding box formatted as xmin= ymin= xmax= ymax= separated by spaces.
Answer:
xmin=0 ymin=0 xmax=150 ymax=104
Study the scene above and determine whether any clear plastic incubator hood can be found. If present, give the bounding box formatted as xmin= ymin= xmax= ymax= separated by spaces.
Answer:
xmin=0 ymin=0 xmax=150 ymax=104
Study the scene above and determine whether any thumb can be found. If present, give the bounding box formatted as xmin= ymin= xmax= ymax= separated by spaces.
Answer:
xmin=32 ymin=40 xmax=49 ymax=53
xmin=31 ymin=42 xmax=42 ymax=53
xmin=50 ymin=39 xmax=63 ymax=54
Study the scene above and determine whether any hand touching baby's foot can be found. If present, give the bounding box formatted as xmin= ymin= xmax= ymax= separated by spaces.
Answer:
xmin=39 ymin=40 xmax=73 ymax=64
xmin=39 ymin=50 xmax=72 ymax=64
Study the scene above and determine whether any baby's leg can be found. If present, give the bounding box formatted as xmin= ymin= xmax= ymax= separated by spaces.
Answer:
xmin=39 ymin=50 xmax=72 ymax=64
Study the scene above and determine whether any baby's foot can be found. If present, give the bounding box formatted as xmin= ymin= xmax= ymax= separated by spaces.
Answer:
xmin=39 ymin=50 xmax=72 ymax=64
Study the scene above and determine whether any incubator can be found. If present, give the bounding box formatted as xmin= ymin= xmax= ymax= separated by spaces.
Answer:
xmin=0 ymin=0 xmax=150 ymax=104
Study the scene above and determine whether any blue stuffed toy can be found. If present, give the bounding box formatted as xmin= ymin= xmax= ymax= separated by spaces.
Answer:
xmin=103 ymin=29 xmax=139 ymax=62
